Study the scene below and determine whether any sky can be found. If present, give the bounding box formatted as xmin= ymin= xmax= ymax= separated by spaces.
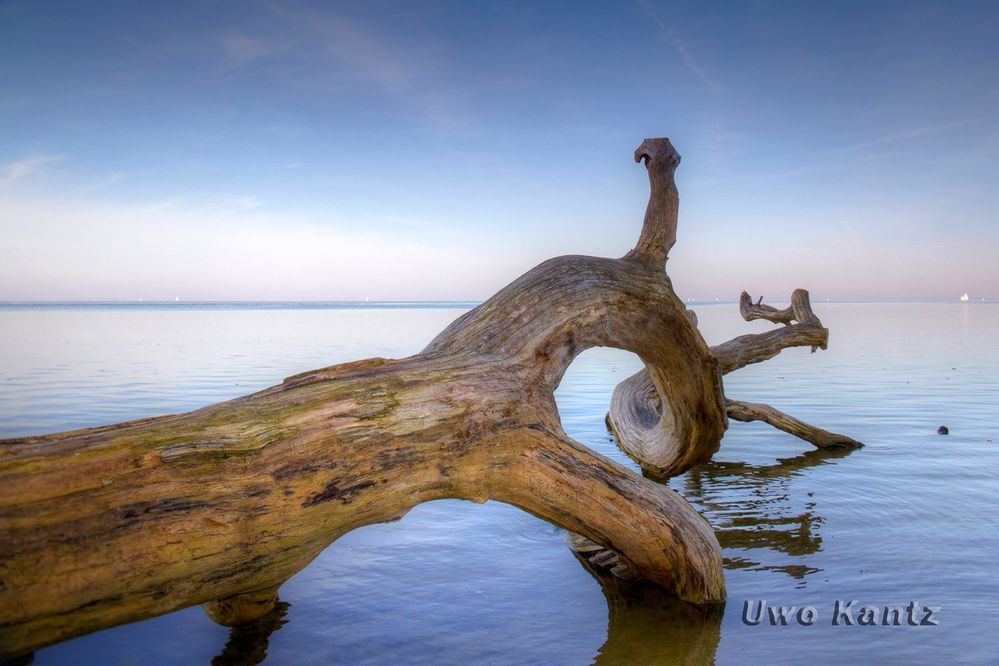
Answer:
xmin=1 ymin=0 xmax=997 ymax=301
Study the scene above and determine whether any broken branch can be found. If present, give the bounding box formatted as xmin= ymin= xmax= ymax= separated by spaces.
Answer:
xmin=726 ymin=399 xmax=863 ymax=449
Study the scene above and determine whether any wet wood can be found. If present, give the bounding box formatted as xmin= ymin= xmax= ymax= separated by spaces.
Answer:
xmin=0 ymin=137 xmax=729 ymax=660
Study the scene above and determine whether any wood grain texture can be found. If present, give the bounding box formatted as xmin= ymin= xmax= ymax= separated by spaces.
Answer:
xmin=0 ymin=137 xmax=729 ymax=659
xmin=608 ymin=289 xmax=862 ymax=476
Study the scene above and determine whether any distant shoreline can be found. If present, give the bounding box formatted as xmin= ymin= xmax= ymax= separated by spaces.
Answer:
xmin=0 ymin=299 xmax=994 ymax=311
xmin=0 ymin=300 xmax=485 ymax=311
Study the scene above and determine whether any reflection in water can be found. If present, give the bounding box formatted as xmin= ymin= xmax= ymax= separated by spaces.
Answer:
xmin=597 ymin=581 xmax=722 ymax=666
xmin=678 ymin=447 xmax=856 ymax=581
xmin=567 ymin=540 xmax=723 ymax=665
xmin=559 ymin=443 xmax=858 ymax=663
xmin=11 ymin=304 xmax=998 ymax=663
xmin=211 ymin=601 xmax=290 ymax=666
xmin=554 ymin=445 xmax=860 ymax=664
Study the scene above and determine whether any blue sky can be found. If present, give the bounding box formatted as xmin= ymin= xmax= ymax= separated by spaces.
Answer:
xmin=1 ymin=1 xmax=997 ymax=301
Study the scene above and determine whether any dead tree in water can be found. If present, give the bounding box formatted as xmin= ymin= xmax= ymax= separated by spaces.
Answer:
xmin=607 ymin=288 xmax=861 ymax=478
xmin=0 ymin=138 xmax=858 ymax=660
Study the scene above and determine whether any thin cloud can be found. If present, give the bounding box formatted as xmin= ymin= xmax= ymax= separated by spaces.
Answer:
xmin=221 ymin=195 xmax=264 ymax=212
xmin=219 ymin=33 xmax=281 ymax=63
xmin=80 ymin=172 xmax=125 ymax=193
xmin=0 ymin=191 xmax=500 ymax=300
xmin=142 ymin=192 xmax=264 ymax=216
xmin=639 ymin=1 xmax=722 ymax=95
xmin=833 ymin=121 xmax=975 ymax=154
xmin=0 ymin=154 xmax=64 ymax=186
xmin=258 ymin=4 xmax=463 ymax=126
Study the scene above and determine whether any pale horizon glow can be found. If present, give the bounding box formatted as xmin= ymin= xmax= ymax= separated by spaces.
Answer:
xmin=1 ymin=1 xmax=997 ymax=302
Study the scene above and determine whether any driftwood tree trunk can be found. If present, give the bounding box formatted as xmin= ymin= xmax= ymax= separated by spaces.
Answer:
xmin=0 ymin=138 xmax=733 ymax=659
xmin=0 ymin=137 xmax=864 ymax=660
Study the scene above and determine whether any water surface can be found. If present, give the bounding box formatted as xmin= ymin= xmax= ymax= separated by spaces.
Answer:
xmin=1 ymin=302 xmax=996 ymax=664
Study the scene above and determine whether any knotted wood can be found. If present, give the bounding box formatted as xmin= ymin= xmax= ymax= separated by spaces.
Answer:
xmin=0 ymin=137 xmax=732 ymax=660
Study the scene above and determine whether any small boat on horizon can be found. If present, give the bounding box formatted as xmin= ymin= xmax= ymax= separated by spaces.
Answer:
xmin=960 ymin=293 xmax=970 ymax=302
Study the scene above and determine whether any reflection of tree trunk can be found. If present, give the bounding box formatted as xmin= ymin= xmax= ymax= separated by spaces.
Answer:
xmin=566 ymin=533 xmax=723 ymax=665
xmin=597 ymin=585 xmax=722 ymax=666
xmin=211 ymin=600 xmax=290 ymax=666
xmin=680 ymin=448 xmax=857 ymax=578
xmin=0 ymin=138 xmax=731 ymax=660
xmin=609 ymin=289 xmax=862 ymax=476
xmin=567 ymin=447 xmax=856 ymax=592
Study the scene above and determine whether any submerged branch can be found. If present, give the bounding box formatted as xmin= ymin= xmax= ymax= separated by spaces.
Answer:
xmin=726 ymin=399 xmax=863 ymax=449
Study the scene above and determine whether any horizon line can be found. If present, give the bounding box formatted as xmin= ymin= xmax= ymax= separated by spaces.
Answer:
xmin=1 ymin=297 xmax=995 ymax=307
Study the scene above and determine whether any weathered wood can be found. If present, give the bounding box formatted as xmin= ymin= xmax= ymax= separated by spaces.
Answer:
xmin=608 ymin=289 xmax=861 ymax=474
xmin=738 ymin=288 xmax=822 ymax=327
xmin=0 ymin=137 xmax=729 ymax=660
xmin=738 ymin=290 xmax=794 ymax=324
xmin=624 ymin=138 xmax=681 ymax=268
xmin=715 ymin=289 xmax=828 ymax=373
xmin=712 ymin=297 xmax=826 ymax=377
xmin=725 ymin=399 xmax=863 ymax=449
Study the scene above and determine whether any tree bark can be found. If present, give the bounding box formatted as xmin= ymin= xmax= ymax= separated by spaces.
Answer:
xmin=607 ymin=288 xmax=861 ymax=477
xmin=0 ymin=138 xmax=731 ymax=659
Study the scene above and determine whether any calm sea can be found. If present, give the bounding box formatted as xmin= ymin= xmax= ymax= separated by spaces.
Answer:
xmin=1 ymin=301 xmax=997 ymax=664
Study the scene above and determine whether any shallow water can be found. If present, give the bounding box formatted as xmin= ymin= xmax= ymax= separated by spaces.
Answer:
xmin=1 ymin=302 xmax=997 ymax=664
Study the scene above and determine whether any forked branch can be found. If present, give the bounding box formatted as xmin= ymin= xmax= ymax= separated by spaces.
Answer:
xmin=608 ymin=289 xmax=861 ymax=476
